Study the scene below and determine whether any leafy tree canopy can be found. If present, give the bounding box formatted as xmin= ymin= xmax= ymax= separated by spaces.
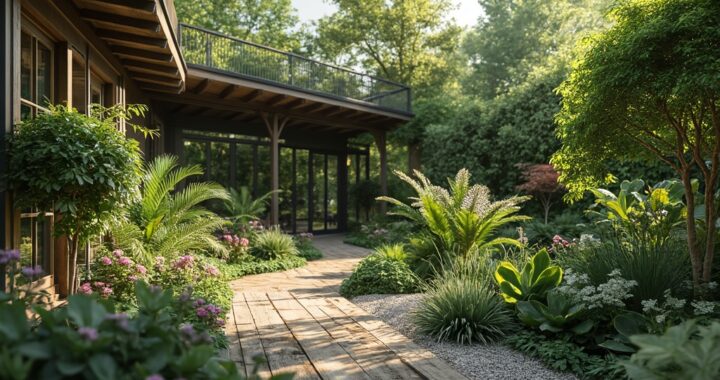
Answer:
xmin=174 ymin=0 xmax=304 ymax=51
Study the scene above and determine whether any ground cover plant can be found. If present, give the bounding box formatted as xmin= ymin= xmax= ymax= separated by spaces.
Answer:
xmin=339 ymin=244 xmax=420 ymax=298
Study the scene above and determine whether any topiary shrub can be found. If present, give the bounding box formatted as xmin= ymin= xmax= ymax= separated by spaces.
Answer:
xmin=250 ymin=228 xmax=298 ymax=260
xmin=339 ymin=252 xmax=420 ymax=298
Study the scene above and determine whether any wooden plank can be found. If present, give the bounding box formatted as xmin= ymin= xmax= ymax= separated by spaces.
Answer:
xmin=233 ymin=293 xmax=270 ymax=378
xmin=327 ymin=297 xmax=468 ymax=380
xmin=245 ymin=292 xmax=319 ymax=380
xmin=111 ymin=45 xmax=173 ymax=62
xmin=267 ymin=292 xmax=370 ymax=380
xmin=297 ymin=296 xmax=422 ymax=380
xmin=96 ymin=29 xmax=168 ymax=49
xmin=79 ymin=9 xmax=160 ymax=33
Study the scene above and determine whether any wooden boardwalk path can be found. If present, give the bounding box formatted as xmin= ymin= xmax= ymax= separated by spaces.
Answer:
xmin=223 ymin=235 xmax=467 ymax=380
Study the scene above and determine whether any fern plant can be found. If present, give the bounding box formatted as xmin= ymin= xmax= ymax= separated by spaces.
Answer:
xmin=110 ymin=155 xmax=230 ymax=262
xmin=223 ymin=186 xmax=276 ymax=226
xmin=378 ymin=169 xmax=529 ymax=278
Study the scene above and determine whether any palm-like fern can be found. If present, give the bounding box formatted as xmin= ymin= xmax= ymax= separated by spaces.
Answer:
xmin=378 ymin=169 xmax=529 ymax=278
xmin=110 ymin=155 xmax=230 ymax=262
xmin=223 ymin=186 xmax=275 ymax=226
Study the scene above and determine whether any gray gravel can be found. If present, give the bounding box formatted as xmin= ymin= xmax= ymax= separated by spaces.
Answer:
xmin=352 ymin=294 xmax=577 ymax=380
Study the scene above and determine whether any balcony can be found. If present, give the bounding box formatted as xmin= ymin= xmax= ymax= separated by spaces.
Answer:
xmin=178 ymin=24 xmax=412 ymax=114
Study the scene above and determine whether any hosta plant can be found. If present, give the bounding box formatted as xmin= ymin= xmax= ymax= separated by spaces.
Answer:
xmin=516 ymin=290 xmax=594 ymax=336
xmin=495 ymin=249 xmax=563 ymax=304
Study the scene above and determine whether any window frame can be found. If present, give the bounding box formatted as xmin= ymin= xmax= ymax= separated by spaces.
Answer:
xmin=20 ymin=20 xmax=55 ymax=119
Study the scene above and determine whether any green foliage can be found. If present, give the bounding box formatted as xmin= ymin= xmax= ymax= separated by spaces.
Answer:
xmin=624 ymin=320 xmax=720 ymax=380
xmin=175 ymin=0 xmax=304 ymax=51
xmin=153 ymin=255 xmax=233 ymax=313
xmin=379 ymin=169 xmax=528 ymax=278
xmin=558 ymin=238 xmax=691 ymax=312
xmin=110 ymin=155 xmax=230 ymax=261
xmin=414 ymin=256 xmax=514 ymax=344
xmin=348 ymin=180 xmax=380 ymax=219
xmin=588 ymin=179 xmax=686 ymax=247
xmin=339 ymin=252 xmax=420 ymax=298
xmin=6 ymin=104 xmax=143 ymax=292
xmin=344 ymin=219 xmax=414 ymax=249
xmin=250 ymin=228 xmax=298 ymax=260
xmin=523 ymin=212 xmax=588 ymax=245
xmin=224 ymin=187 xmax=274 ymax=227
xmin=211 ymin=255 xmax=306 ymax=280
xmin=295 ymin=240 xmax=322 ymax=261
xmin=516 ymin=290 xmax=594 ymax=335
xmin=374 ymin=244 xmax=408 ymax=262
xmin=505 ymin=330 xmax=626 ymax=379
xmin=495 ymin=249 xmax=563 ymax=304
xmin=0 ymin=282 xmax=246 ymax=380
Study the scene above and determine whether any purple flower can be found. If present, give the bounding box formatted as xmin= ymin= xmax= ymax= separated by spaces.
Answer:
xmin=135 ymin=264 xmax=147 ymax=274
xmin=196 ymin=307 xmax=209 ymax=318
xmin=78 ymin=327 xmax=98 ymax=342
xmin=145 ymin=375 xmax=164 ymax=380
xmin=206 ymin=304 xmax=221 ymax=315
xmin=0 ymin=249 xmax=21 ymax=264
xmin=215 ymin=318 xmax=226 ymax=327
xmin=193 ymin=298 xmax=206 ymax=307
xmin=100 ymin=256 xmax=112 ymax=266
xmin=179 ymin=323 xmax=195 ymax=337
xmin=105 ymin=313 xmax=129 ymax=330
xmin=118 ymin=257 xmax=132 ymax=266
xmin=21 ymin=265 xmax=43 ymax=278
xmin=112 ymin=249 xmax=124 ymax=258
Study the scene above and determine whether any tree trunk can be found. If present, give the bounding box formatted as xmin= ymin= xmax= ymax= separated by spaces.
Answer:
xmin=67 ymin=234 xmax=79 ymax=294
xmin=703 ymin=178 xmax=717 ymax=283
xmin=681 ymin=171 xmax=703 ymax=289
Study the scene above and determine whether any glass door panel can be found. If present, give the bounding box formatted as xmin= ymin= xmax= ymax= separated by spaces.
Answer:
xmin=312 ymin=153 xmax=325 ymax=232
xmin=279 ymin=147 xmax=294 ymax=231
xmin=327 ymin=155 xmax=338 ymax=230
xmin=295 ymin=150 xmax=310 ymax=232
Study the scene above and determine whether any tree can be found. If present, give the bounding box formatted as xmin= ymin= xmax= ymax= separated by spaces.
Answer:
xmin=174 ymin=0 xmax=303 ymax=51
xmin=6 ymin=105 xmax=143 ymax=293
xmin=552 ymin=0 xmax=720 ymax=287
xmin=314 ymin=0 xmax=464 ymax=171
xmin=516 ymin=164 xmax=563 ymax=224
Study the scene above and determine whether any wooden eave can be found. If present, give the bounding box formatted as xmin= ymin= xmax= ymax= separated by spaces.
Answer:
xmin=72 ymin=0 xmax=186 ymax=93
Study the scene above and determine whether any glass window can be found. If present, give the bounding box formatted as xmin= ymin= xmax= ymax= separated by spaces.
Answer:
xmin=20 ymin=30 xmax=53 ymax=120
xmin=90 ymin=72 xmax=105 ymax=107
xmin=295 ymin=150 xmax=309 ymax=232
xmin=327 ymin=155 xmax=338 ymax=230
xmin=235 ymin=143 xmax=254 ymax=190
xmin=18 ymin=211 xmax=53 ymax=280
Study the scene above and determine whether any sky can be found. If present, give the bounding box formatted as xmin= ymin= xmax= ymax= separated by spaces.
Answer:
xmin=291 ymin=0 xmax=483 ymax=28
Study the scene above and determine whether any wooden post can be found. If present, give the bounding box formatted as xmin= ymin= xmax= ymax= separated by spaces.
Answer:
xmin=373 ymin=131 xmax=388 ymax=215
xmin=261 ymin=113 xmax=288 ymax=226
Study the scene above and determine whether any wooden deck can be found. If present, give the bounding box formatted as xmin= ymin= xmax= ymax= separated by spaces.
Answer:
xmin=222 ymin=235 xmax=467 ymax=379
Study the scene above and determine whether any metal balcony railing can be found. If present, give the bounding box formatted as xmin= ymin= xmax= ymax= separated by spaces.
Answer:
xmin=178 ymin=24 xmax=412 ymax=114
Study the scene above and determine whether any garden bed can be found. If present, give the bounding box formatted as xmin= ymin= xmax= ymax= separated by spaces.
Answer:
xmin=210 ymin=255 xmax=307 ymax=280
xmin=352 ymin=294 xmax=576 ymax=380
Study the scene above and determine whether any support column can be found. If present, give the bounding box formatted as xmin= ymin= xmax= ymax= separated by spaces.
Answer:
xmin=261 ymin=113 xmax=288 ymax=226
xmin=373 ymin=131 xmax=388 ymax=215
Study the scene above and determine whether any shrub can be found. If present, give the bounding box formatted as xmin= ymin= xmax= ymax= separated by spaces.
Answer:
xmin=414 ymin=257 xmax=515 ymax=344
xmin=349 ymin=179 xmax=381 ymax=219
xmin=82 ymin=248 xmax=150 ymax=305
xmin=153 ymin=254 xmax=232 ymax=313
xmin=250 ymin=228 xmax=298 ymax=260
xmin=0 ymin=281 xmax=242 ymax=380
xmin=378 ymin=169 xmax=528 ymax=279
xmin=294 ymin=233 xmax=323 ymax=261
xmin=223 ymin=186 xmax=274 ymax=227
xmin=339 ymin=253 xmax=420 ymax=298
xmin=6 ymin=104 xmax=143 ymax=293
xmin=505 ymin=331 xmax=626 ymax=379
xmin=375 ymin=244 xmax=408 ymax=262
xmin=558 ymin=238 xmax=691 ymax=312
xmin=624 ymin=320 xmax=720 ymax=380
xmin=212 ymin=255 xmax=306 ymax=279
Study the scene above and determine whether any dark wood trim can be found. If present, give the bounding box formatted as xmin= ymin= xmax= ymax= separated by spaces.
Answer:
xmin=218 ymin=84 xmax=236 ymax=99
xmin=238 ymin=89 xmax=261 ymax=102
xmin=111 ymin=45 xmax=173 ymax=62
xmin=79 ymin=0 xmax=157 ymax=14
xmin=79 ymin=9 xmax=161 ymax=33
xmin=123 ymin=59 xmax=179 ymax=75
xmin=265 ymin=94 xmax=286 ymax=106
xmin=95 ymin=29 xmax=168 ymax=49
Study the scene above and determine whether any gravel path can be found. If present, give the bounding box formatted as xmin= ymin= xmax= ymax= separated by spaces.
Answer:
xmin=352 ymin=294 xmax=577 ymax=380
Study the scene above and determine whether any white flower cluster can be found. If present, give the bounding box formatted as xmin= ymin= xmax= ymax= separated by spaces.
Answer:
xmin=640 ymin=289 xmax=719 ymax=326
xmin=578 ymin=234 xmax=601 ymax=248
xmin=556 ymin=269 xmax=637 ymax=310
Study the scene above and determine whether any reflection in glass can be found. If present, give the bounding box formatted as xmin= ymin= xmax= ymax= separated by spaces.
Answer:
xmin=295 ymin=150 xmax=309 ymax=232
xmin=20 ymin=32 xmax=32 ymax=120
xmin=37 ymin=43 xmax=52 ymax=107
xmin=312 ymin=153 xmax=326 ymax=231
xmin=327 ymin=155 xmax=338 ymax=230
xmin=72 ymin=54 xmax=87 ymax=114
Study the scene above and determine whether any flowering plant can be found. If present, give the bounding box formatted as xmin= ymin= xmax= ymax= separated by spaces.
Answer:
xmin=153 ymin=254 xmax=231 ymax=314
xmin=555 ymin=268 xmax=637 ymax=320
xmin=84 ymin=248 xmax=149 ymax=305
xmin=216 ymin=228 xmax=251 ymax=262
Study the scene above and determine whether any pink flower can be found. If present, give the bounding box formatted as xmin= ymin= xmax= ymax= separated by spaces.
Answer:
xmin=100 ymin=256 xmax=112 ymax=266
xmin=154 ymin=256 xmax=166 ymax=270
xmin=239 ymin=237 xmax=249 ymax=247
xmin=172 ymin=255 xmax=195 ymax=270
xmin=223 ymin=234 xmax=233 ymax=243
xmin=145 ymin=375 xmax=164 ymax=380
xmin=127 ymin=275 xmax=138 ymax=282
xmin=118 ymin=257 xmax=132 ymax=266
xmin=112 ymin=249 xmax=124 ymax=258
xmin=136 ymin=264 xmax=147 ymax=274
xmin=196 ymin=307 xmax=209 ymax=318
xmin=101 ymin=286 xmax=113 ymax=297
xmin=93 ymin=281 xmax=106 ymax=287
xmin=78 ymin=282 xmax=93 ymax=295
xmin=205 ymin=265 xmax=220 ymax=277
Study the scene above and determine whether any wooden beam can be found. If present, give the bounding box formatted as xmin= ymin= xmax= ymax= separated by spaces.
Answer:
xmin=218 ymin=84 xmax=237 ymax=99
xmin=238 ymin=89 xmax=262 ymax=102
xmin=192 ymin=79 xmax=210 ymax=94
xmin=284 ymin=98 xmax=305 ymax=109
xmin=79 ymin=9 xmax=161 ymax=33
xmin=297 ymin=103 xmax=325 ymax=114
xmin=131 ymin=72 xmax=182 ymax=87
xmin=95 ymin=29 xmax=168 ymax=48
xmin=80 ymin=0 xmax=156 ymax=13
xmin=265 ymin=94 xmax=286 ymax=106
xmin=123 ymin=59 xmax=179 ymax=75
xmin=111 ymin=45 xmax=173 ymax=62
xmin=139 ymin=82 xmax=183 ymax=94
